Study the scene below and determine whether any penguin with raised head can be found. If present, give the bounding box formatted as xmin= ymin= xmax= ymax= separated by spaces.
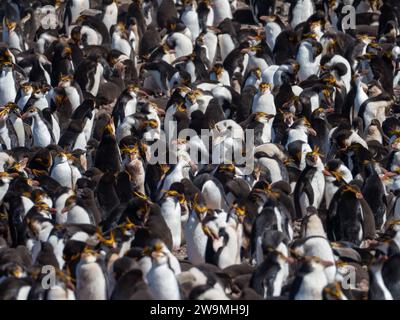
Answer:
xmin=146 ymin=241 xmax=181 ymax=300
xmin=0 ymin=60 xmax=17 ymax=107
xmin=21 ymin=106 xmax=55 ymax=148
xmin=294 ymin=148 xmax=325 ymax=218
xmin=75 ymin=248 xmax=108 ymax=300
xmin=159 ymin=182 xmax=186 ymax=250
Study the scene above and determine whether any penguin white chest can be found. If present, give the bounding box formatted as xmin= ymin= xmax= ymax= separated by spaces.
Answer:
xmin=295 ymin=270 xmax=327 ymax=300
xmin=0 ymin=125 xmax=11 ymax=150
xmin=7 ymin=31 xmax=22 ymax=51
xmin=0 ymin=70 xmax=16 ymax=106
xmin=81 ymin=25 xmax=101 ymax=46
xmin=112 ymin=34 xmax=132 ymax=57
xmin=265 ymin=22 xmax=281 ymax=51
xmin=146 ymin=263 xmax=181 ymax=300
xmin=252 ymin=93 xmax=276 ymax=114
xmin=310 ymin=171 xmax=325 ymax=207
xmin=202 ymin=180 xmax=223 ymax=210
xmin=213 ymin=0 xmax=233 ymax=25
xmin=103 ymin=3 xmax=118 ymax=31
xmin=182 ymin=10 xmax=200 ymax=41
xmin=67 ymin=205 xmax=92 ymax=225
xmin=218 ymin=34 xmax=235 ymax=62
xmin=76 ymin=262 xmax=107 ymax=300
xmin=51 ymin=162 xmax=80 ymax=188
xmin=124 ymin=99 xmax=137 ymax=117
xmin=32 ymin=118 xmax=52 ymax=147
xmin=161 ymin=198 xmax=182 ymax=250
xmin=185 ymin=213 xmax=207 ymax=264
xmin=73 ymin=131 xmax=87 ymax=151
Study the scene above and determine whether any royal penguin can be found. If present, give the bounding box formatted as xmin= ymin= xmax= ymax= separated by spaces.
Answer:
xmin=146 ymin=241 xmax=181 ymax=300
xmin=0 ymin=61 xmax=17 ymax=107
xmin=21 ymin=106 xmax=55 ymax=148
xmin=289 ymin=256 xmax=332 ymax=300
xmin=159 ymin=182 xmax=186 ymax=250
xmin=293 ymin=148 xmax=325 ymax=218
xmin=50 ymin=152 xmax=82 ymax=189
xmin=75 ymin=248 xmax=108 ymax=300
xmin=296 ymin=38 xmax=322 ymax=82
xmin=251 ymin=82 xmax=276 ymax=115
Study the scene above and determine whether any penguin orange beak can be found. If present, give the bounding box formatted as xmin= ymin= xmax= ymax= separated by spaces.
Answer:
xmin=61 ymin=207 xmax=69 ymax=214
xmin=307 ymin=127 xmax=317 ymax=136
xmin=320 ymin=260 xmax=334 ymax=268
xmin=322 ymin=169 xmax=331 ymax=176
xmin=7 ymin=21 xmax=16 ymax=32
xmin=155 ymin=106 xmax=165 ymax=116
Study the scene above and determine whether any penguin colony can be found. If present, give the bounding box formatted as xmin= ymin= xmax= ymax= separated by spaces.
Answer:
xmin=0 ymin=0 xmax=399 ymax=301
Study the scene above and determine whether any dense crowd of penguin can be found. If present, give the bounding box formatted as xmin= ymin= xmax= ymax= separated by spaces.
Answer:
xmin=1 ymin=0 xmax=400 ymax=300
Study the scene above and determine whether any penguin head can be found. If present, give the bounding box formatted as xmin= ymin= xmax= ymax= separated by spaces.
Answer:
xmin=309 ymin=19 xmax=323 ymax=34
xmin=294 ymin=117 xmax=317 ymax=137
xmin=341 ymin=184 xmax=364 ymax=200
xmin=255 ymin=112 xmax=275 ymax=123
xmin=60 ymin=44 xmax=72 ymax=60
xmin=34 ymin=200 xmax=56 ymax=216
xmin=250 ymin=67 xmax=262 ymax=80
xmin=149 ymin=241 xmax=169 ymax=265
xmin=185 ymin=89 xmax=201 ymax=105
xmin=0 ymin=172 xmax=13 ymax=186
xmin=163 ymin=182 xmax=186 ymax=204
xmin=323 ymin=159 xmax=347 ymax=182
xmin=0 ymin=48 xmax=14 ymax=65
xmin=201 ymin=213 xmax=221 ymax=241
xmin=126 ymin=83 xmax=139 ymax=97
xmin=0 ymin=59 xmax=13 ymax=72
xmin=305 ymin=147 xmax=322 ymax=167
xmin=103 ymin=119 xmax=116 ymax=136
xmin=191 ymin=193 xmax=208 ymax=218
xmin=61 ymin=195 xmax=77 ymax=214
xmin=300 ymin=256 xmax=335 ymax=273
xmin=21 ymin=82 xmax=33 ymax=95
xmin=212 ymin=64 xmax=225 ymax=80
xmin=229 ymin=202 xmax=246 ymax=224
xmin=120 ymin=143 xmax=141 ymax=162
xmin=182 ymin=0 xmax=195 ymax=9
xmin=58 ymin=74 xmax=73 ymax=88
xmin=258 ymin=82 xmax=272 ymax=94
xmin=323 ymin=282 xmax=348 ymax=300
xmin=0 ymin=102 xmax=17 ymax=120
xmin=80 ymin=247 xmax=99 ymax=264
xmin=4 ymin=19 xmax=17 ymax=33
xmin=0 ymin=262 xmax=26 ymax=279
